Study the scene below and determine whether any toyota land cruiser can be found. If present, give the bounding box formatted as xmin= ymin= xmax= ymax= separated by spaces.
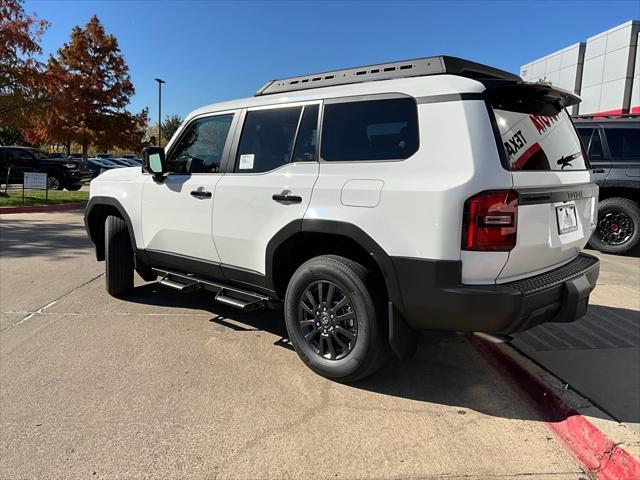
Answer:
xmin=85 ymin=56 xmax=600 ymax=382
xmin=574 ymin=115 xmax=639 ymax=254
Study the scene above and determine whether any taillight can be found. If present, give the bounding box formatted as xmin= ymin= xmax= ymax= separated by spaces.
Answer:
xmin=462 ymin=190 xmax=518 ymax=251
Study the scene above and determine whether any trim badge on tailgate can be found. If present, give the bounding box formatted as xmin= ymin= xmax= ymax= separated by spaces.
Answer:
xmin=518 ymin=184 xmax=597 ymax=205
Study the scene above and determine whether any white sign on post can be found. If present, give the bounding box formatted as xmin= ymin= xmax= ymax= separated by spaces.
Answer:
xmin=23 ymin=171 xmax=49 ymax=203
xmin=24 ymin=172 xmax=48 ymax=190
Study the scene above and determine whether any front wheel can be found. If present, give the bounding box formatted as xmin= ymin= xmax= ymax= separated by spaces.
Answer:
xmin=590 ymin=197 xmax=640 ymax=254
xmin=65 ymin=184 xmax=82 ymax=191
xmin=284 ymin=255 xmax=388 ymax=382
xmin=105 ymin=215 xmax=134 ymax=296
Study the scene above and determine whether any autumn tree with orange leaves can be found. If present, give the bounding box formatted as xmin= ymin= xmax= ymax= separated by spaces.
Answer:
xmin=23 ymin=15 xmax=147 ymax=158
xmin=0 ymin=0 xmax=48 ymax=138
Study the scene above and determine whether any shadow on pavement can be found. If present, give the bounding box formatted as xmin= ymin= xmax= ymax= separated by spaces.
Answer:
xmin=513 ymin=304 xmax=640 ymax=427
xmin=0 ymin=214 xmax=91 ymax=260
xmin=123 ymin=282 xmax=561 ymax=422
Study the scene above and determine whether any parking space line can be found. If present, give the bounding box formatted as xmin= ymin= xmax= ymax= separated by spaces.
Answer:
xmin=0 ymin=273 xmax=103 ymax=334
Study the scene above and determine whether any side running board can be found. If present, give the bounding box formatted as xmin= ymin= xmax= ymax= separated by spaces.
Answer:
xmin=153 ymin=268 xmax=270 ymax=312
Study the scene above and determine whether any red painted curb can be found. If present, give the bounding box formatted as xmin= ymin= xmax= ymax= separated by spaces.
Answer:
xmin=0 ymin=202 xmax=87 ymax=214
xmin=468 ymin=334 xmax=640 ymax=480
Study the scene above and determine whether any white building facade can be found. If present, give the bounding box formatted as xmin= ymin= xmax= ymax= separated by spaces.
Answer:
xmin=520 ymin=21 xmax=639 ymax=115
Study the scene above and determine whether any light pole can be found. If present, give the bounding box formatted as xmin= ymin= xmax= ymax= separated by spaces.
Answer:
xmin=155 ymin=78 xmax=165 ymax=146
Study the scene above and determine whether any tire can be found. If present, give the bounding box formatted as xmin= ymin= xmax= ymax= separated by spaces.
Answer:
xmin=65 ymin=185 xmax=82 ymax=191
xmin=47 ymin=175 xmax=62 ymax=190
xmin=105 ymin=215 xmax=134 ymax=296
xmin=284 ymin=255 xmax=388 ymax=382
xmin=589 ymin=197 xmax=640 ymax=254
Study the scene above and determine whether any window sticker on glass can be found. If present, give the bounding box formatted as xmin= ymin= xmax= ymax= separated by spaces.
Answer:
xmin=239 ymin=154 xmax=255 ymax=170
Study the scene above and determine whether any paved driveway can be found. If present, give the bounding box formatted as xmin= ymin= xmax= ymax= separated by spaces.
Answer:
xmin=0 ymin=211 xmax=585 ymax=479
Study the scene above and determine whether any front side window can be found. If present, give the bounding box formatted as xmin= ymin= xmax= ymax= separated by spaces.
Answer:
xmin=167 ymin=114 xmax=234 ymax=174
xmin=577 ymin=128 xmax=604 ymax=161
xmin=235 ymin=106 xmax=303 ymax=173
xmin=604 ymin=128 xmax=640 ymax=160
xmin=321 ymin=98 xmax=419 ymax=161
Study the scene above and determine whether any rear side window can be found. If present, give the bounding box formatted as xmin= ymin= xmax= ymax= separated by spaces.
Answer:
xmin=236 ymin=106 xmax=303 ymax=173
xmin=321 ymin=98 xmax=418 ymax=161
xmin=292 ymin=104 xmax=319 ymax=162
xmin=604 ymin=128 xmax=640 ymax=160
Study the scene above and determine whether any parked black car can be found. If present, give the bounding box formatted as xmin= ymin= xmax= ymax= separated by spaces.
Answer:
xmin=0 ymin=146 xmax=91 ymax=190
xmin=574 ymin=114 xmax=640 ymax=254
xmin=87 ymin=158 xmax=125 ymax=177
xmin=121 ymin=154 xmax=141 ymax=163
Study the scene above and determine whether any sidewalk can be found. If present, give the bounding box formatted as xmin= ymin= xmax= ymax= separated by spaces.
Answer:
xmin=511 ymin=248 xmax=640 ymax=435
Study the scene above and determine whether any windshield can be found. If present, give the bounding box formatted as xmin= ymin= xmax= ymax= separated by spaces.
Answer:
xmin=493 ymin=108 xmax=587 ymax=171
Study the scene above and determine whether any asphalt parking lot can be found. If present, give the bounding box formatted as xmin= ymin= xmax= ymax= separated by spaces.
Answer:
xmin=0 ymin=210 xmax=637 ymax=479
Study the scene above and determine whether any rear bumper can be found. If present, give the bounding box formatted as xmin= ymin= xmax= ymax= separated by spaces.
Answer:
xmin=392 ymin=253 xmax=599 ymax=334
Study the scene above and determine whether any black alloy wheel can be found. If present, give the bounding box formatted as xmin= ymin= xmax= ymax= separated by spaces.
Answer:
xmin=284 ymin=255 xmax=389 ymax=382
xmin=47 ymin=175 xmax=61 ymax=190
xmin=589 ymin=197 xmax=640 ymax=254
xmin=298 ymin=280 xmax=357 ymax=360
xmin=597 ymin=211 xmax=634 ymax=246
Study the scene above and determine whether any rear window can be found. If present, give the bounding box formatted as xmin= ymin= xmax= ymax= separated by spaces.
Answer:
xmin=604 ymin=128 xmax=640 ymax=160
xmin=493 ymin=108 xmax=587 ymax=171
xmin=321 ymin=98 xmax=418 ymax=161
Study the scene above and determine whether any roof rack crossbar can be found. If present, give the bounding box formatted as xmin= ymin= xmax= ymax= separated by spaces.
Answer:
xmin=254 ymin=56 xmax=521 ymax=96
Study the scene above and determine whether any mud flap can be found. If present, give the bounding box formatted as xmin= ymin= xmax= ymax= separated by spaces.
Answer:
xmin=388 ymin=302 xmax=419 ymax=360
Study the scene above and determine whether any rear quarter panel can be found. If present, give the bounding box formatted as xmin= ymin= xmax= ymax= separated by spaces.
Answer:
xmin=307 ymin=98 xmax=512 ymax=283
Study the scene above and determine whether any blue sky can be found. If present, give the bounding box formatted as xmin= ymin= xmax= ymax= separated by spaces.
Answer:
xmin=25 ymin=0 xmax=639 ymax=123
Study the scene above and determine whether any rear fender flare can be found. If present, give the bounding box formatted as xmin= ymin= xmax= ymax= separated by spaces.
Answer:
xmin=264 ymin=219 xmax=405 ymax=312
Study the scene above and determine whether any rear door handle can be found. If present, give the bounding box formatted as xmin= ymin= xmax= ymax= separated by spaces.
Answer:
xmin=272 ymin=193 xmax=302 ymax=204
xmin=190 ymin=190 xmax=212 ymax=199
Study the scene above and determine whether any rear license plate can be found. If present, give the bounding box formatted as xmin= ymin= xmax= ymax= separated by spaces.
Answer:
xmin=556 ymin=204 xmax=578 ymax=234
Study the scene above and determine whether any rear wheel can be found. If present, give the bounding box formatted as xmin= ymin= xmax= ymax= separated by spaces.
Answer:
xmin=590 ymin=197 xmax=640 ymax=254
xmin=105 ymin=215 xmax=134 ymax=296
xmin=284 ymin=255 xmax=388 ymax=382
xmin=47 ymin=175 xmax=62 ymax=190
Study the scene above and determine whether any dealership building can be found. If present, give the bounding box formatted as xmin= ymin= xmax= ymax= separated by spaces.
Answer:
xmin=520 ymin=20 xmax=639 ymax=115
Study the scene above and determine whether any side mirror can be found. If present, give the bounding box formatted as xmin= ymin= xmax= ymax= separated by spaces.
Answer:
xmin=142 ymin=146 xmax=166 ymax=181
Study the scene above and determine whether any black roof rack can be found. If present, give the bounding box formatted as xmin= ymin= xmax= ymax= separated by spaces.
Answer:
xmin=572 ymin=113 xmax=640 ymax=119
xmin=254 ymin=56 xmax=522 ymax=96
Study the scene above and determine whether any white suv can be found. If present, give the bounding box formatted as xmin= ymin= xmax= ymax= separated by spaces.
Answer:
xmin=85 ymin=56 xmax=600 ymax=382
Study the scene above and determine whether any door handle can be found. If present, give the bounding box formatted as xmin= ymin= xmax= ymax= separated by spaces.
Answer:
xmin=592 ymin=168 xmax=605 ymax=173
xmin=272 ymin=193 xmax=302 ymax=204
xmin=190 ymin=190 xmax=212 ymax=199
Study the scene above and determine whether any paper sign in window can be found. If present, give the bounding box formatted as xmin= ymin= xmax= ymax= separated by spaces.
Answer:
xmin=239 ymin=154 xmax=255 ymax=170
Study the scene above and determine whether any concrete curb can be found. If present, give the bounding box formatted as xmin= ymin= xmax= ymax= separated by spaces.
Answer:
xmin=468 ymin=334 xmax=640 ymax=480
xmin=0 ymin=202 xmax=87 ymax=214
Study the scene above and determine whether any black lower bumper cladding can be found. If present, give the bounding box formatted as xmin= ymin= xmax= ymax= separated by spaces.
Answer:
xmin=392 ymin=253 xmax=600 ymax=335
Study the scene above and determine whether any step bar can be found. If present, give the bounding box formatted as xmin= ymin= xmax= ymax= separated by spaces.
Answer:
xmin=152 ymin=268 xmax=270 ymax=312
